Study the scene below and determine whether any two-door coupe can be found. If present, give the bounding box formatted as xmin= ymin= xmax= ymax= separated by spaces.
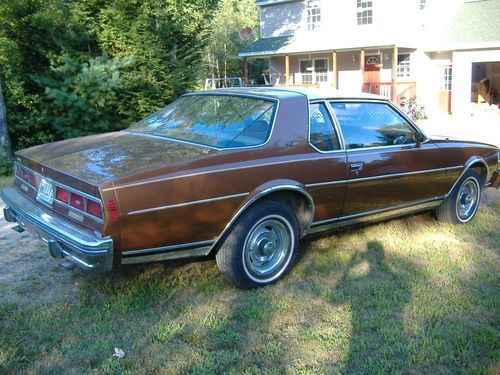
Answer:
xmin=1 ymin=88 xmax=499 ymax=288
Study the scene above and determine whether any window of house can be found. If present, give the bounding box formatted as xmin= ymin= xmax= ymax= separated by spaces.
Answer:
xmin=441 ymin=66 xmax=452 ymax=91
xmin=309 ymin=103 xmax=340 ymax=152
xmin=397 ymin=54 xmax=411 ymax=78
xmin=307 ymin=1 xmax=321 ymax=31
xmin=330 ymin=102 xmax=417 ymax=149
xmin=357 ymin=0 xmax=373 ymax=25
xmin=300 ymin=59 xmax=328 ymax=84
xmin=419 ymin=0 xmax=427 ymax=10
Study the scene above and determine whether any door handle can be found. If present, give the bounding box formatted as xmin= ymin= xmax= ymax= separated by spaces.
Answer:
xmin=350 ymin=162 xmax=364 ymax=175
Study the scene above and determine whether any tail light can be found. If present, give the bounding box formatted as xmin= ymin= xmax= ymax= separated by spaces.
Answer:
xmin=16 ymin=165 xmax=36 ymax=187
xmin=70 ymin=193 xmax=85 ymax=211
xmin=86 ymin=200 xmax=103 ymax=219
xmin=107 ymin=200 xmax=119 ymax=221
xmin=55 ymin=187 xmax=69 ymax=203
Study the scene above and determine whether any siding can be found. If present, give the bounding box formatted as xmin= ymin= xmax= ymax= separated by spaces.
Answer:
xmin=260 ymin=1 xmax=305 ymax=38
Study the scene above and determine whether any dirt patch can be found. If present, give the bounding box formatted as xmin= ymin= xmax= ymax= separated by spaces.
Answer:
xmin=0 ymin=198 xmax=92 ymax=305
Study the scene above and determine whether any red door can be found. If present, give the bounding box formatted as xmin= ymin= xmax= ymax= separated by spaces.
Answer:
xmin=364 ymin=55 xmax=381 ymax=94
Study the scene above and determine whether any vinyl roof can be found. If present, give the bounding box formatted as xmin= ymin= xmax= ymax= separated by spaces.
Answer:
xmin=195 ymin=87 xmax=387 ymax=101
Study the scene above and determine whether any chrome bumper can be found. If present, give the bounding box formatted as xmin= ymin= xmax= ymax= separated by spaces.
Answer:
xmin=1 ymin=186 xmax=113 ymax=271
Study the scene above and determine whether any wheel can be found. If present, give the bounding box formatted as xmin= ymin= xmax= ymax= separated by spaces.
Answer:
xmin=436 ymin=169 xmax=482 ymax=224
xmin=216 ymin=200 xmax=299 ymax=289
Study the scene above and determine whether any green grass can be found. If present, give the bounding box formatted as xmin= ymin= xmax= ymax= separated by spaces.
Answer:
xmin=0 ymin=175 xmax=12 ymax=189
xmin=0 ymin=190 xmax=499 ymax=374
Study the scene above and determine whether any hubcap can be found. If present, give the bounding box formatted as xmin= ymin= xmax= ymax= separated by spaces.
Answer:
xmin=244 ymin=217 xmax=292 ymax=279
xmin=456 ymin=178 xmax=479 ymax=221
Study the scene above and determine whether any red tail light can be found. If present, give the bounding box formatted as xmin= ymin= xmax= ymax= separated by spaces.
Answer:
xmin=70 ymin=193 xmax=85 ymax=210
xmin=107 ymin=200 xmax=119 ymax=221
xmin=86 ymin=200 xmax=103 ymax=219
xmin=55 ymin=187 xmax=69 ymax=203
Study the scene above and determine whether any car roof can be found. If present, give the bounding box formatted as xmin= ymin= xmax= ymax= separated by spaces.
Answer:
xmin=197 ymin=87 xmax=388 ymax=101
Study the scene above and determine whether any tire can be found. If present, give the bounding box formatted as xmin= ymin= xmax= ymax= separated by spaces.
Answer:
xmin=435 ymin=169 xmax=483 ymax=224
xmin=216 ymin=200 xmax=299 ymax=289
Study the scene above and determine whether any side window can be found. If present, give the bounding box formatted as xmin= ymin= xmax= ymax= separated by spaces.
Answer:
xmin=309 ymin=103 xmax=340 ymax=152
xmin=330 ymin=102 xmax=416 ymax=149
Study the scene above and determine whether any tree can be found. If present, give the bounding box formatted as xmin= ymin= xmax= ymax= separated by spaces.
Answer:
xmin=206 ymin=0 xmax=260 ymax=81
xmin=0 ymin=78 xmax=12 ymax=165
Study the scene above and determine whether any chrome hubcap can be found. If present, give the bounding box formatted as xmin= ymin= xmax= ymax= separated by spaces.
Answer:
xmin=244 ymin=217 xmax=292 ymax=278
xmin=456 ymin=179 xmax=478 ymax=221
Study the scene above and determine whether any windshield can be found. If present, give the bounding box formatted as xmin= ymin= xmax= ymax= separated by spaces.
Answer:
xmin=128 ymin=94 xmax=276 ymax=149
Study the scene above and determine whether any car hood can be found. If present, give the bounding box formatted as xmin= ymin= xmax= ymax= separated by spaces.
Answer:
xmin=16 ymin=131 xmax=217 ymax=185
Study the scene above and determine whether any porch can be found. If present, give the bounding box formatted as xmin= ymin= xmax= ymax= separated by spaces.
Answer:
xmin=244 ymin=47 xmax=417 ymax=104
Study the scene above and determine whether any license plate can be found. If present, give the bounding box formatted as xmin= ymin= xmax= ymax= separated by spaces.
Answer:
xmin=37 ymin=178 xmax=54 ymax=205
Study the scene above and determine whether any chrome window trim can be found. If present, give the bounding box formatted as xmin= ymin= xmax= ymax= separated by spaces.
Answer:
xmin=307 ymin=100 xmax=345 ymax=153
xmin=126 ymin=192 xmax=249 ymax=216
xmin=129 ymin=92 xmax=280 ymax=152
xmin=326 ymin=99 xmax=428 ymax=152
xmin=14 ymin=162 xmax=104 ymax=223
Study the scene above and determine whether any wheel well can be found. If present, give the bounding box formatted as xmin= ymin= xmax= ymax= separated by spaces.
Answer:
xmin=469 ymin=163 xmax=488 ymax=185
xmin=260 ymin=190 xmax=314 ymax=238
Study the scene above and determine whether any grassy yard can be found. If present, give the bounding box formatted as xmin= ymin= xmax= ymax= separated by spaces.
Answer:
xmin=0 ymin=189 xmax=498 ymax=374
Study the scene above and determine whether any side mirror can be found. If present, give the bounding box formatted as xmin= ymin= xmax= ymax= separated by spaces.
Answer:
xmin=415 ymin=131 xmax=426 ymax=147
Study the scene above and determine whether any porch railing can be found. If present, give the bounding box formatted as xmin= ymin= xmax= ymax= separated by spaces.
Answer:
xmin=362 ymin=82 xmax=417 ymax=104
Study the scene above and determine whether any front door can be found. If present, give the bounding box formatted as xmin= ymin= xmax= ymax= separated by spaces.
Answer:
xmin=364 ymin=55 xmax=381 ymax=94
xmin=329 ymin=100 xmax=450 ymax=217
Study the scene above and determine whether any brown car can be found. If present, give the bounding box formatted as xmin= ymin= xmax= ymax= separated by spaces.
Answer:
xmin=1 ymin=88 xmax=499 ymax=288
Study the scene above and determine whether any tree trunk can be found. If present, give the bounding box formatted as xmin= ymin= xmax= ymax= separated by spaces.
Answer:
xmin=0 ymin=79 xmax=13 ymax=161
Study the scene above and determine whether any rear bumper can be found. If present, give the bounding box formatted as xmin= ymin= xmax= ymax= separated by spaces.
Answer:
xmin=1 ymin=186 xmax=113 ymax=271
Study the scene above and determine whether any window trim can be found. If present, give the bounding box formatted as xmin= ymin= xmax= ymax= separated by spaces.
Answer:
xmin=129 ymin=92 xmax=280 ymax=152
xmin=307 ymin=100 xmax=345 ymax=154
xmin=307 ymin=0 xmax=322 ymax=31
xmin=356 ymin=0 xmax=373 ymax=25
xmin=299 ymin=58 xmax=330 ymax=84
xmin=396 ymin=54 xmax=412 ymax=79
xmin=326 ymin=99 xmax=426 ymax=152
xmin=440 ymin=65 xmax=453 ymax=91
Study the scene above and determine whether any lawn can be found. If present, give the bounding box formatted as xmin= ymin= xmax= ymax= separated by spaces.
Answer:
xmin=0 ymin=188 xmax=498 ymax=374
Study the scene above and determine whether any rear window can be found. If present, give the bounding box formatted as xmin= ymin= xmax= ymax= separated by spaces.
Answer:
xmin=128 ymin=94 xmax=276 ymax=149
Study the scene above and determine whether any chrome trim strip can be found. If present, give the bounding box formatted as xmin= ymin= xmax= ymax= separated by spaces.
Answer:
xmin=305 ymin=180 xmax=348 ymax=188
xmin=445 ymin=156 xmax=489 ymax=197
xmin=210 ymin=184 xmax=315 ymax=252
xmin=122 ymin=240 xmax=215 ymax=257
xmin=121 ymin=245 xmax=212 ymax=265
xmin=103 ymin=156 xmax=339 ymax=192
xmin=127 ymin=192 xmax=249 ymax=216
xmin=348 ymin=167 xmax=446 ymax=183
xmin=345 ymin=143 xmax=417 ymax=152
xmin=446 ymin=165 xmax=464 ymax=171
xmin=308 ymin=196 xmax=444 ymax=234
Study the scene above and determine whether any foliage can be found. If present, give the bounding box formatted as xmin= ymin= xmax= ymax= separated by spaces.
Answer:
xmin=0 ymin=0 xmax=220 ymax=151
xmin=205 ymin=0 xmax=266 ymax=84
xmin=399 ymin=96 xmax=428 ymax=121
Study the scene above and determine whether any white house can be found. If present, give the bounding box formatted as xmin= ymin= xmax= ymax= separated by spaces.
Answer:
xmin=239 ymin=0 xmax=500 ymax=116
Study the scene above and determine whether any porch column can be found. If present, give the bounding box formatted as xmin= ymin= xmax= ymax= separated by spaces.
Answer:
xmin=285 ymin=55 xmax=290 ymax=85
xmin=392 ymin=46 xmax=398 ymax=102
xmin=360 ymin=49 xmax=365 ymax=91
xmin=244 ymin=58 xmax=249 ymax=86
xmin=332 ymin=51 xmax=338 ymax=89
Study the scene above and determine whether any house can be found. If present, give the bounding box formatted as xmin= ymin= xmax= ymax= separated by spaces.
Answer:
xmin=239 ymin=0 xmax=500 ymax=116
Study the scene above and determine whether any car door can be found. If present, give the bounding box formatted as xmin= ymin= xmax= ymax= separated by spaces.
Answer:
xmin=305 ymin=101 xmax=348 ymax=223
xmin=329 ymin=100 xmax=449 ymax=217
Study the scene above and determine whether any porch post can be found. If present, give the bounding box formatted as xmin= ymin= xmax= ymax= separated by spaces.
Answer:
xmin=244 ymin=58 xmax=249 ymax=86
xmin=392 ymin=46 xmax=398 ymax=102
xmin=332 ymin=51 xmax=338 ymax=89
xmin=285 ymin=55 xmax=290 ymax=85
xmin=360 ymin=49 xmax=365 ymax=91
